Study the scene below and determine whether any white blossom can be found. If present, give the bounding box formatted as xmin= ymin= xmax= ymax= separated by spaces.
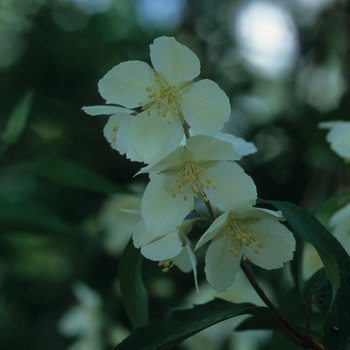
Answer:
xmin=84 ymin=36 xmax=231 ymax=164
xmin=98 ymin=191 xmax=142 ymax=255
xmin=196 ymin=207 xmax=295 ymax=292
xmin=83 ymin=106 xmax=143 ymax=162
xmin=133 ymin=218 xmax=199 ymax=290
xmin=139 ymin=135 xmax=257 ymax=235
xmin=319 ymin=120 xmax=350 ymax=161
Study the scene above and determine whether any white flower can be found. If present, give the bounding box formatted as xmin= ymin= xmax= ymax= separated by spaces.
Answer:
xmin=83 ymin=106 xmax=143 ymax=162
xmin=329 ymin=202 xmax=350 ymax=254
xmin=139 ymin=135 xmax=257 ymax=235
xmin=195 ymin=207 xmax=295 ymax=292
xmin=98 ymin=191 xmax=142 ymax=256
xmin=319 ymin=121 xmax=350 ymax=161
xmin=133 ymin=218 xmax=198 ymax=290
xmin=84 ymin=36 xmax=231 ymax=164
xmin=58 ymin=282 xmax=129 ymax=350
xmin=57 ymin=282 xmax=102 ymax=337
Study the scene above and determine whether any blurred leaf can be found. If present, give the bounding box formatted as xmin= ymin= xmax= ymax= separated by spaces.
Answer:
xmin=302 ymin=268 xmax=332 ymax=308
xmin=269 ymin=327 xmax=302 ymax=350
xmin=119 ymin=239 xmax=148 ymax=329
xmin=313 ymin=191 xmax=350 ymax=217
xmin=114 ymin=299 xmax=278 ymax=350
xmin=21 ymin=155 xmax=121 ymax=194
xmin=1 ymin=90 xmax=34 ymax=145
xmin=264 ymin=200 xmax=350 ymax=350
xmin=0 ymin=197 xmax=84 ymax=237
xmin=279 ymin=286 xmax=325 ymax=337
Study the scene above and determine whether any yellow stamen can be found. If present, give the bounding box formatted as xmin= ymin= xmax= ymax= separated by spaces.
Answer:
xmin=228 ymin=220 xmax=263 ymax=261
xmin=168 ymin=162 xmax=217 ymax=202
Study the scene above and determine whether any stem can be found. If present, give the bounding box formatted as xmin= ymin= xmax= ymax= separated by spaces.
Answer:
xmin=305 ymin=300 xmax=312 ymax=336
xmin=240 ymin=261 xmax=324 ymax=350
xmin=268 ymin=318 xmax=308 ymax=349
xmin=203 ymin=197 xmax=216 ymax=221
xmin=183 ymin=122 xmax=190 ymax=139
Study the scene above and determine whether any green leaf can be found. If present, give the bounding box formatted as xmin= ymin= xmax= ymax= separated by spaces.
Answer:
xmin=302 ymin=268 xmax=332 ymax=309
xmin=119 ymin=239 xmax=148 ymax=329
xmin=290 ymin=235 xmax=305 ymax=294
xmin=270 ymin=327 xmax=302 ymax=350
xmin=21 ymin=155 xmax=121 ymax=194
xmin=114 ymin=299 xmax=278 ymax=350
xmin=0 ymin=197 xmax=84 ymax=237
xmin=264 ymin=200 xmax=350 ymax=350
xmin=235 ymin=315 xmax=275 ymax=331
xmin=236 ymin=310 xmax=326 ymax=337
xmin=1 ymin=90 xmax=34 ymax=145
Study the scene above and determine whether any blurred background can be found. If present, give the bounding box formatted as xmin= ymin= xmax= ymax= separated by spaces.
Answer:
xmin=0 ymin=0 xmax=349 ymax=349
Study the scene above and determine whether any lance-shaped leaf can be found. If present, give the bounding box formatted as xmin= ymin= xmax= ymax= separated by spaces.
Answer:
xmin=1 ymin=90 xmax=34 ymax=145
xmin=119 ymin=239 xmax=148 ymax=329
xmin=263 ymin=200 xmax=350 ymax=350
xmin=114 ymin=299 xmax=278 ymax=350
xmin=21 ymin=155 xmax=121 ymax=194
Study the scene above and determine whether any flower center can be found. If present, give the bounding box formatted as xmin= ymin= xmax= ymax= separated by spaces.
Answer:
xmin=228 ymin=220 xmax=263 ymax=261
xmin=140 ymin=77 xmax=183 ymax=123
xmin=169 ymin=162 xmax=217 ymax=204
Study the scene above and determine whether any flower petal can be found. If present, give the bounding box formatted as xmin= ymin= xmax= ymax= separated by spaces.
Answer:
xmin=150 ymin=37 xmax=200 ymax=82
xmin=204 ymin=234 xmax=241 ymax=292
xmin=173 ymin=239 xmax=195 ymax=273
xmin=204 ymin=161 xmax=257 ymax=211
xmin=98 ymin=61 xmax=155 ymax=108
xmin=195 ymin=212 xmax=230 ymax=249
xmin=132 ymin=219 xmax=155 ymax=248
xmin=141 ymin=173 xmax=192 ymax=235
xmin=318 ymin=121 xmax=339 ymax=129
xmin=131 ymin=109 xmax=184 ymax=164
xmin=247 ymin=219 xmax=295 ymax=270
xmin=137 ymin=146 xmax=188 ymax=175
xmin=173 ymin=240 xmax=199 ymax=293
xmin=186 ymin=135 xmax=240 ymax=162
xmin=133 ymin=220 xmax=184 ymax=261
xmin=215 ymin=133 xmax=257 ymax=157
xmin=182 ymin=79 xmax=230 ymax=135
xmin=330 ymin=203 xmax=350 ymax=228
xmin=82 ymin=105 xmax=130 ymax=116
xmin=326 ymin=122 xmax=350 ymax=158
xmin=103 ymin=113 xmax=143 ymax=162
xmin=332 ymin=217 xmax=350 ymax=254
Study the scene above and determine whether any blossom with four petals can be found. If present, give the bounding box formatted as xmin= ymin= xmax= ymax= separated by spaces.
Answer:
xmin=195 ymin=207 xmax=295 ymax=292
xmin=139 ymin=135 xmax=257 ymax=235
xmin=84 ymin=36 xmax=231 ymax=164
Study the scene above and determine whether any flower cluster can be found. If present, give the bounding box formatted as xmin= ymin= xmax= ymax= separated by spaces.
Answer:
xmin=84 ymin=37 xmax=296 ymax=292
